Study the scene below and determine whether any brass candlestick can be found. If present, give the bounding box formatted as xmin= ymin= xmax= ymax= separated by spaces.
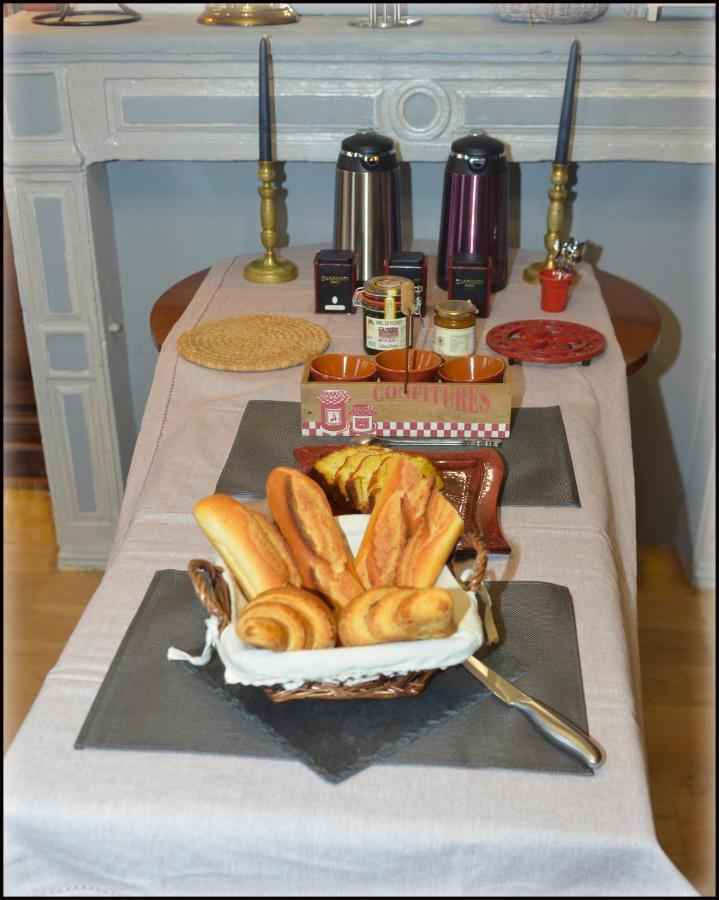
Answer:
xmin=244 ymin=160 xmax=298 ymax=284
xmin=522 ymin=162 xmax=570 ymax=285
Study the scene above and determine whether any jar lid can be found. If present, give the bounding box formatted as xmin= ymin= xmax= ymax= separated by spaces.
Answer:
xmin=435 ymin=300 xmax=476 ymax=318
xmin=363 ymin=274 xmax=412 ymax=300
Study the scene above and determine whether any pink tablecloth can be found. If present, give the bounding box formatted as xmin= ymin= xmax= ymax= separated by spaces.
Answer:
xmin=4 ymin=245 xmax=695 ymax=897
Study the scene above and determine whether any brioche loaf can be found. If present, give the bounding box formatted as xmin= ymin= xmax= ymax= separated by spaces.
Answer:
xmin=266 ymin=467 xmax=365 ymax=612
xmin=194 ymin=494 xmax=301 ymax=600
xmin=236 ymin=586 xmax=337 ymax=651
xmin=338 ymin=586 xmax=455 ymax=646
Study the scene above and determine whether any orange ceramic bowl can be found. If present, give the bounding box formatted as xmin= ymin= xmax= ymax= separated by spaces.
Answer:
xmin=309 ymin=353 xmax=377 ymax=382
xmin=375 ymin=348 xmax=442 ymax=383
xmin=438 ymin=354 xmax=506 ymax=384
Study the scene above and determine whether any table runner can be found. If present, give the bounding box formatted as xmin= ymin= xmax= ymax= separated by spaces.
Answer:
xmin=215 ymin=399 xmax=580 ymax=507
xmin=6 ymin=247 xmax=694 ymax=897
xmin=75 ymin=571 xmax=592 ymax=782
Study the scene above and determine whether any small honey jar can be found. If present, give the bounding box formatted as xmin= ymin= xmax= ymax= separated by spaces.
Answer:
xmin=432 ymin=299 xmax=476 ymax=358
xmin=353 ymin=275 xmax=417 ymax=356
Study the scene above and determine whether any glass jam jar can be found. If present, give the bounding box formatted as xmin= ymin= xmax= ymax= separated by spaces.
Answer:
xmin=432 ymin=299 xmax=476 ymax=358
xmin=353 ymin=275 xmax=416 ymax=355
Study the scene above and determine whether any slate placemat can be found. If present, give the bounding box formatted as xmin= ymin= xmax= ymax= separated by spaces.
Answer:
xmin=76 ymin=573 xmax=592 ymax=782
xmin=215 ymin=400 xmax=579 ymax=507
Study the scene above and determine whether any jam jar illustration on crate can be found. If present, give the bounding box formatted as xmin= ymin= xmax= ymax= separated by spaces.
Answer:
xmin=350 ymin=404 xmax=376 ymax=435
xmin=316 ymin=389 xmax=352 ymax=434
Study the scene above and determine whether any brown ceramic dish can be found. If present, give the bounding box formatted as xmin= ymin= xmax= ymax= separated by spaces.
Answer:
xmin=439 ymin=354 xmax=506 ymax=384
xmin=375 ymin=348 xmax=442 ymax=383
xmin=309 ymin=353 xmax=377 ymax=382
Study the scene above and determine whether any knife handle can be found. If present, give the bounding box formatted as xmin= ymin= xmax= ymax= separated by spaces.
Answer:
xmin=512 ymin=695 xmax=605 ymax=769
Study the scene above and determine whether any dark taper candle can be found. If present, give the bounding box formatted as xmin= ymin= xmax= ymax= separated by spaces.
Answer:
xmin=554 ymin=40 xmax=579 ymax=165
xmin=259 ymin=36 xmax=272 ymax=161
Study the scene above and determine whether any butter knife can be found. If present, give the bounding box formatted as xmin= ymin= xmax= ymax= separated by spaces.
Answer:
xmin=462 ymin=655 xmax=605 ymax=769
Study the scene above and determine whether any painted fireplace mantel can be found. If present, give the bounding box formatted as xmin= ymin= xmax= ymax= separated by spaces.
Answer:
xmin=3 ymin=11 xmax=715 ymax=567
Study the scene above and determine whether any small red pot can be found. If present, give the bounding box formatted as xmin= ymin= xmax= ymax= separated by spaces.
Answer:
xmin=539 ymin=268 xmax=575 ymax=313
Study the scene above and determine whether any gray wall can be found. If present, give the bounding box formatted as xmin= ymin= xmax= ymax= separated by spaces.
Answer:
xmin=106 ymin=158 xmax=715 ymax=571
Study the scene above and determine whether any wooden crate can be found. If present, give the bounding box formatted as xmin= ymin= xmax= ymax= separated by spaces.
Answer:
xmin=300 ymin=357 xmax=512 ymax=441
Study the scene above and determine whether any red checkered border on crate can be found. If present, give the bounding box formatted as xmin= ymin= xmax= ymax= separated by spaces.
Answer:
xmin=301 ymin=421 xmax=510 ymax=439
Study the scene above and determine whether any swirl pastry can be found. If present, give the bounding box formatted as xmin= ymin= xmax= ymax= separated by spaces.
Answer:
xmin=338 ymin=586 xmax=455 ymax=647
xmin=266 ymin=467 xmax=365 ymax=612
xmin=236 ymin=586 xmax=337 ymax=651
xmin=194 ymin=494 xmax=300 ymax=600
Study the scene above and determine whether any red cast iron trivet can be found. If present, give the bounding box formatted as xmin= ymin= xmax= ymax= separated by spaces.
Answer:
xmin=486 ymin=319 xmax=606 ymax=366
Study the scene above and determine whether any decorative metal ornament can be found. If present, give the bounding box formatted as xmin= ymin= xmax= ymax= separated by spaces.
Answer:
xmin=197 ymin=4 xmax=299 ymax=26
xmin=31 ymin=3 xmax=141 ymax=26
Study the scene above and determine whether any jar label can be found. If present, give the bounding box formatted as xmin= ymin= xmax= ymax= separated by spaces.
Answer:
xmin=366 ymin=316 xmax=407 ymax=351
xmin=433 ymin=324 xmax=475 ymax=357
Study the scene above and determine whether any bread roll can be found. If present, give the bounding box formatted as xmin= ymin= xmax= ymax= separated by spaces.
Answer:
xmin=266 ymin=467 xmax=364 ymax=612
xmin=194 ymin=494 xmax=300 ymax=600
xmin=338 ymin=586 xmax=455 ymax=646
xmin=236 ymin=586 xmax=337 ymax=651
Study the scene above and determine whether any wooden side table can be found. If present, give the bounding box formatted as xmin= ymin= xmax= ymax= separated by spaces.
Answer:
xmin=149 ymin=266 xmax=660 ymax=375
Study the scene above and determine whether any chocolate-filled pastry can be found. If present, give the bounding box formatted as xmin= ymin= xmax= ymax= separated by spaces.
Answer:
xmin=236 ymin=586 xmax=337 ymax=651
xmin=194 ymin=494 xmax=300 ymax=600
xmin=266 ymin=467 xmax=365 ymax=612
xmin=338 ymin=586 xmax=455 ymax=646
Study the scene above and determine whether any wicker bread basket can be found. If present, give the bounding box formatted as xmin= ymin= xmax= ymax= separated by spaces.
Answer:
xmin=187 ymin=533 xmax=487 ymax=703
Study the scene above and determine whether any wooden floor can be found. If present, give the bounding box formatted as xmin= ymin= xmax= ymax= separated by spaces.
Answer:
xmin=3 ymin=482 xmax=715 ymax=895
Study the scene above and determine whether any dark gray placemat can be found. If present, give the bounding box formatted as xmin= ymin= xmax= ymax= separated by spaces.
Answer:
xmin=215 ymin=400 xmax=579 ymax=507
xmin=76 ymin=572 xmax=592 ymax=782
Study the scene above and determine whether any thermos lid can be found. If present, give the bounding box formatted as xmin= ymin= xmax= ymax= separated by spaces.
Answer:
xmin=447 ymin=132 xmax=507 ymax=175
xmin=338 ymin=131 xmax=398 ymax=173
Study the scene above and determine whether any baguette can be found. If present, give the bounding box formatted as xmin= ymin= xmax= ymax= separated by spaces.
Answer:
xmin=354 ymin=456 xmax=434 ymax=589
xmin=396 ymin=489 xmax=465 ymax=588
xmin=193 ymin=494 xmax=300 ymax=600
xmin=354 ymin=456 xmax=463 ymax=591
xmin=266 ymin=467 xmax=365 ymax=612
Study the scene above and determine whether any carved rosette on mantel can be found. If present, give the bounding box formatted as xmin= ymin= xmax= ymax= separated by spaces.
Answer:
xmin=2 ymin=12 xmax=714 ymax=568
xmin=381 ymin=81 xmax=456 ymax=145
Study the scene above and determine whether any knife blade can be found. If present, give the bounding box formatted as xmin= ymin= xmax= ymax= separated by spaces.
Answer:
xmin=462 ymin=655 xmax=605 ymax=769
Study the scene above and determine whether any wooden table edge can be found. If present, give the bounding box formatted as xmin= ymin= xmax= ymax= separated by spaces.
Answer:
xmin=149 ymin=265 xmax=661 ymax=375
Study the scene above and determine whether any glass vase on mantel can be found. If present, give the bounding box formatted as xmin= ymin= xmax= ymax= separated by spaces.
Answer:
xmin=197 ymin=3 xmax=299 ymax=26
xmin=348 ymin=3 xmax=423 ymax=28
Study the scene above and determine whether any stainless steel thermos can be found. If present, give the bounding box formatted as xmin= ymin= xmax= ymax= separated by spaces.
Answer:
xmin=333 ymin=131 xmax=402 ymax=284
xmin=437 ymin=132 xmax=509 ymax=293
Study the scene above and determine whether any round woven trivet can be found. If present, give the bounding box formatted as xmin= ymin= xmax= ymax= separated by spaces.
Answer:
xmin=178 ymin=315 xmax=330 ymax=372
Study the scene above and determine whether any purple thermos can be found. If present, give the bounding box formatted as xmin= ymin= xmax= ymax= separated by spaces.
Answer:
xmin=437 ymin=132 xmax=509 ymax=293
